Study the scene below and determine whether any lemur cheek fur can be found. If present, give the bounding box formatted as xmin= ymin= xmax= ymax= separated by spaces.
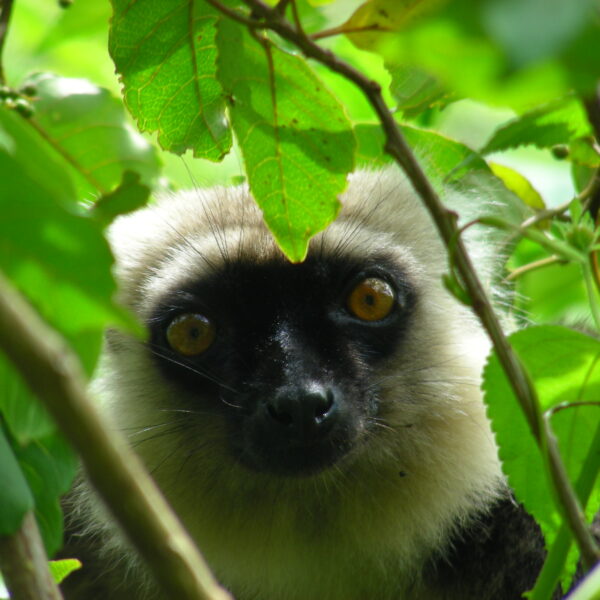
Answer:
xmin=60 ymin=169 xmax=554 ymax=600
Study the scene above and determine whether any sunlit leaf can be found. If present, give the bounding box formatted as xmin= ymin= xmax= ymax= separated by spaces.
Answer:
xmin=49 ymin=559 xmax=82 ymax=584
xmin=484 ymin=326 xmax=600 ymax=586
xmin=109 ymin=0 xmax=231 ymax=160
xmin=216 ymin=22 xmax=354 ymax=262
xmin=489 ymin=163 xmax=545 ymax=210
xmin=346 ymin=0 xmax=445 ymax=50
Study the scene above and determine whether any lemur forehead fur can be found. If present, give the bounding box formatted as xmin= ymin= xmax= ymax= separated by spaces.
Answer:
xmin=61 ymin=169 xmax=550 ymax=600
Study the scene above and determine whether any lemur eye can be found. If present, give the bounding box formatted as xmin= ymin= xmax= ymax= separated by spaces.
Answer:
xmin=166 ymin=314 xmax=215 ymax=356
xmin=347 ymin=277 xmax=395 ymax=321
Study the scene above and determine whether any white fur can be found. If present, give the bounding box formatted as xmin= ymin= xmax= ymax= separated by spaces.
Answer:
xmin=74 ymin=169 xmax=505 ymax=600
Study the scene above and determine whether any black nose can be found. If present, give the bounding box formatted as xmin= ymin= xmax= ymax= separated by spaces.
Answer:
xmin=266 ymin=383 xmax=337 ymax=441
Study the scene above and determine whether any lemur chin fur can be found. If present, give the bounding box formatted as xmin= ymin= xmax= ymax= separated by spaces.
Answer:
xmin=61 ymin=169 xmax=554 ymax=600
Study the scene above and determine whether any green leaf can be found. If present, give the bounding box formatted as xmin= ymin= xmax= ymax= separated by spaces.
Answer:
xmin=90 ymin=170 xmax=151 ymax=227
xmin=0 ymin=147 xmax=134 ymax=371
xmin=362 ymin=0 xmax=598 ymax=109
xmin=49 ymin=559 xmax=82 ymax=584
xmin=489 ymin=163 xmax=545 ymax=211
xmin=569 ymin=137 xmax=600 ymax=169
xmin=354 ymin=123 xmax=390 ymax=168
xmin=345 ymin=0 xmax=445 ymax=50
xmin=24 ymin=73 xmax=161 ymax=197
xmin=0 ymin=358 xmax=55 ymax=444
xmin=13 ymin=434 xmax=78 ymax=555
xmin=0 ymin=426 xmax=35 ymax=536
xmin=387 ymin=64 xmax=448 ymax=118
xmin=481 ymin=96 xmax=590 ymax=155
xmin=0 ymin=106 xmax=77 ymax=205
xmin=109 ymin=0 xmax=231 ymax=160
xmin=216 ymin=22 xmax=355 ymax=262
xmin=484 ymin=326 xmax=600 ymax=584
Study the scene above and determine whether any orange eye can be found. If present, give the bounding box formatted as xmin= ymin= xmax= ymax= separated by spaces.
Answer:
xmin=347 ymin=277 xmax=395 ymax=321
xmin=166 ymin=314 xmax=215 ymax=356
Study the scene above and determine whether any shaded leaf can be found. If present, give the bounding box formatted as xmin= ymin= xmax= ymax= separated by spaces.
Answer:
xmin=0 ymin=427 xmax=34 ymax=536
xmin=481 ymin=97 xmax=590 ymax=155
xmin=387 ymin=64 xmax=448 ymax=118
xmin=0 ymin=358 xmax=55 ymax=444
xmin=109 ymin=0 xmax=231 ymax=160
xmin=0 ymin=147 xmax=134 ymax=371
xmin=216 ymin=22 xmax=354 ymax=261
xmin=90 ymin=170 xmax=151 ymax=227
xmin=13 ymin=434 xmax=78 ymax=555
xmin=569 ymin=137 xmax=600 ymax=169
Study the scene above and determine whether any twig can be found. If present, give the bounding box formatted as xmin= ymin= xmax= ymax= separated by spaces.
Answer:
xmin=208 ymin=0 xmax=600 ymax=568
xmin=311 ymin=23 xmax=388 ymax=41
xmin=0 ymin=511 xmax=63 ymax=600
xmin=506 ymin=255 xmax=564 ymax=281
xmin=0 ymin=0 xmax=14 ymax=84
xmin=0 ymin=272 xmax=231 ymax=600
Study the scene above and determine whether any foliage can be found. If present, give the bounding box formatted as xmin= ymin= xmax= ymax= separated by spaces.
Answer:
xmin=0 ymin=0 xmax=599 ymax=598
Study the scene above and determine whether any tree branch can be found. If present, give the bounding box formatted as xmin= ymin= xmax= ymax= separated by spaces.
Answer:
xmin=0 ymin=272 xmax=231 ymax=600
xmin=209 ymin=0 xmax=600 ymax=568
xmin=0 ymin=511 xmax=63 ymax=600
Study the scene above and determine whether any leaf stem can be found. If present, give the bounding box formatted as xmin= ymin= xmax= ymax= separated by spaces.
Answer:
xmin=0 ymin=511 xmax=63 ymax=600
xmin=0 ymin=272 xmax=231 ymax=600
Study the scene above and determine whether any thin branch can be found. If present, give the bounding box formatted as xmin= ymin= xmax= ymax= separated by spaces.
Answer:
xmin=311 ymin=23 xmax=388 ymax=41
xmin=0 ymin=511 xmax=63 ymax=600
xmin=0 ymin=272 xmax=231 ymax=600
xmin=547 ymin=401 xmax=600 ymax=418
xmin=0 ymin=0 xmax=14 ymax=84
xmin=209 ymin=0 xmax=600 ymax=567
xmin=506 ymin=255 xmax=564 ymax=281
